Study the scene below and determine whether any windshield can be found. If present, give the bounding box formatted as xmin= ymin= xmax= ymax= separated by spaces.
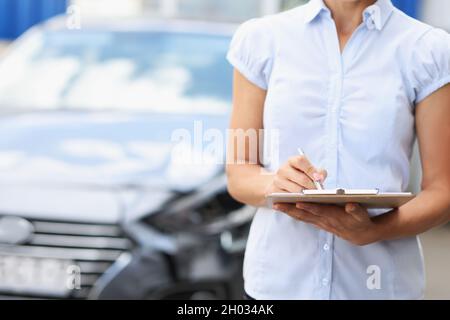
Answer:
xmin=0 ymin=30 xmax=233 ymax=115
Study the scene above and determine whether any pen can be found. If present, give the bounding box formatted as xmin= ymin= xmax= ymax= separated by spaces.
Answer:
xmin=298 ymin=148 xmax=324 ymax=190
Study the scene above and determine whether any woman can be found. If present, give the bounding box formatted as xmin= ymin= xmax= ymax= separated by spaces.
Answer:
xmin=226 ymin=0 xmax=450 ymax=300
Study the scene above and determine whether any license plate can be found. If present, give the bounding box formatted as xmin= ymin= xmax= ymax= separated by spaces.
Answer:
xmin=0 ymin=255 xmax=76 ymax=297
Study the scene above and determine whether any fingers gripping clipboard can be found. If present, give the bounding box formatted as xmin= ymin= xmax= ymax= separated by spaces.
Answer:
xmin=266 ymin=189 xmax=415 ymax=209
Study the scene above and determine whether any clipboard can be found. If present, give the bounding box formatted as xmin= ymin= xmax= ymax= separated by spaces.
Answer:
xmin=266 ymin=189 xmax=415 ymax=209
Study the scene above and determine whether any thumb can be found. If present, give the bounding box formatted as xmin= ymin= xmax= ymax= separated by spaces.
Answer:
xmin=313 ymin=169 xmax=328 ymax=183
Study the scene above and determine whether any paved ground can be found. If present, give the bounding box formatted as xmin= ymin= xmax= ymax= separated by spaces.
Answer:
xmin=421 ymin=225 xmax=450 ymax=299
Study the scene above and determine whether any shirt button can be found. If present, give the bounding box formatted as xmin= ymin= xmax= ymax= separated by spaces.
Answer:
xmin=322 ymin=278 xmax=329 ymax=286
xmin=323 ymin=244 xmax=330 ymax=251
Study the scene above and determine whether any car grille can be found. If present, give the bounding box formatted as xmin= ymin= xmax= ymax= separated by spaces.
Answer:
xmin=0 ymin=218 xmax=132 ymax=300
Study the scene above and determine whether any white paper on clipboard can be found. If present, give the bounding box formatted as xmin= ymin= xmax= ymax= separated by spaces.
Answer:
xmin=302 ymin=189 xmax=380 ymax=196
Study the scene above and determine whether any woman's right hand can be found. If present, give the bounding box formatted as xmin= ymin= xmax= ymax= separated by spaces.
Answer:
xmin=265 ymin=155 xmax=327 ymax=195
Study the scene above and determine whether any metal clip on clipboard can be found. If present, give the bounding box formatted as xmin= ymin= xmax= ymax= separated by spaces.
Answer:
xmin=336 ymin=188 xmax=379 ymax=195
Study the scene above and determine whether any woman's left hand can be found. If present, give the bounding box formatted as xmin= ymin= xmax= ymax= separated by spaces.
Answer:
xmin=273 ymin=202 xmax=379 ymax=246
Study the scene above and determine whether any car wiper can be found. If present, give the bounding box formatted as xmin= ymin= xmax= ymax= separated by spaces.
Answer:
xmin=0 ymin=108 xmax=75 ymax=117
xmin=0 ymin=180 xmax=171 ymax=192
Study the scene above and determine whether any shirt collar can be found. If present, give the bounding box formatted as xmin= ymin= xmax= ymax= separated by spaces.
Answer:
xmin=304 ymin=0 xmax=394 ymax=31
xmin=303 ymin=0 xmax=330 ymax=24
xmin=363 ymin=0 xmax=394 ymax=30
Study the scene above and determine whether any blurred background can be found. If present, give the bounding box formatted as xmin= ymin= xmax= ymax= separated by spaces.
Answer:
xmin=0 ymin=0 xmax=448 ymax=300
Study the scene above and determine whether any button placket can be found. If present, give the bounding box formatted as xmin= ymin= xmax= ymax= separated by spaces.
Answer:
xmin=319 ymin=17 xmax=347 ymax=299
xmin=321 ymin=14 xmax=369 ymax=299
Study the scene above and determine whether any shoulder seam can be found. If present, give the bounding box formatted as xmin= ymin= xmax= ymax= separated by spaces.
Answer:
xmin=417 ymin=26 xmax=437 ymax=43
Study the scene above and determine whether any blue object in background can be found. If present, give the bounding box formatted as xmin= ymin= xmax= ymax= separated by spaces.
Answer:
xmin=0 ymin=0 xmax=422 ymax=40
xmin=0 ymin=0 xmax=67 ymax=40
xmin=392 ymin=0 xmax=420 ymax=19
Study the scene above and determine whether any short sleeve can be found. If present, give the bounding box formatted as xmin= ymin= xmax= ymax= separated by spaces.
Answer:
xmin=410 ymin=28 xmax=450 ymax=104
xmin=227 ymin=18 xmax=274 ymax=90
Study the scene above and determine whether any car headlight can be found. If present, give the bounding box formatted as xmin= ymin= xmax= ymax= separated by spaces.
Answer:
xmin=146 ymin=190 xmax=254 ymax=235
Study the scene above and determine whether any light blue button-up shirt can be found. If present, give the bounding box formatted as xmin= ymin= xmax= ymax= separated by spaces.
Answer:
xmin=227 ymin=0 xmax=450 ymax=299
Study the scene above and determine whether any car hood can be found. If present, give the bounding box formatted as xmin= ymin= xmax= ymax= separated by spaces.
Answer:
xmin=0 ymin=111 xmax=228 ymax=223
